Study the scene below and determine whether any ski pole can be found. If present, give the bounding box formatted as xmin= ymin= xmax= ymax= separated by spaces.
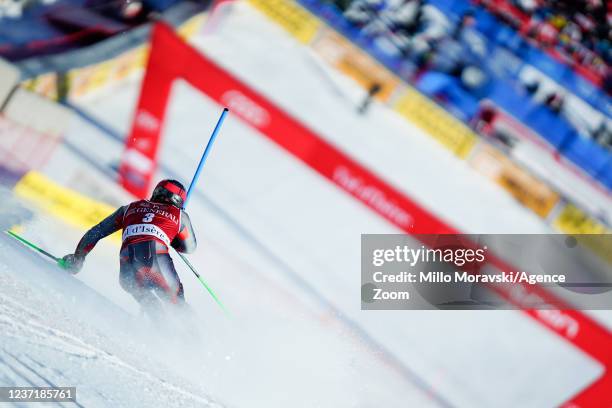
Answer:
xmin=184 ymin=107 xmax=229 ymax=207
xmin=178 ymin=107 xmax=230 ymax=314
xmin=5 ymin=230 xmax=67 ymax=268
xmin=177 ymin=252 xmax=228 ymax=315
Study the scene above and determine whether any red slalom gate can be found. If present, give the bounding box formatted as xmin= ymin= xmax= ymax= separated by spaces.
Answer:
xmin=120 ymin=23 xmax=612 ymax=406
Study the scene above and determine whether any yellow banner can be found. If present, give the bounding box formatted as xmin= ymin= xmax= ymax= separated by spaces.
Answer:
xmin=21 ymin=73 xmax=59 ymax=101
xmin=66 ymin=42 xmax=150 ymax=99
xmin=311 ymin=29 xmax=400 ymax=102
xmin=14 ymin=171 xmax=120 ymax=243
xmin=469 ymin=144 xmax=559 ymax=218
xmin=67 ymin=13 xmax=206 ymax=98
xmin=177 ymin=13 xmax=207 ymax=39
xmin=248 ymin=0 xmax=320 ymax=44
xmin=394 ymin=88 xmax=477 ymax=158
xmin=554 ymin=204 xmax=610 ymax=234
xmin=553 ymin=204 xmax=612 ymax=264
xmin=24 ymin=13 xmax=205 ymax=100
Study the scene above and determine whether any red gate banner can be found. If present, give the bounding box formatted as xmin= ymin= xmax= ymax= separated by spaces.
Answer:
xmin=120 ymin=23 xmax=611 ymax=406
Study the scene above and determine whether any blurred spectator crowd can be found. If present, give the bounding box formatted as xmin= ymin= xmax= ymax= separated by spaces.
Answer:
xmin=476 ymin=0 xmax=610 ymax=92
xmin=332 ymin=0 xmax=610 ymax=88
xmin=321 ymin=0 xmax=611 ymax=152
xmin=341 ymin=1 xmax=488 ymax=86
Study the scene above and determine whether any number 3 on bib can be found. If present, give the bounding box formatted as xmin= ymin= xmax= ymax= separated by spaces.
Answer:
xmin=142 ymin=213 xmax=154 ymax=223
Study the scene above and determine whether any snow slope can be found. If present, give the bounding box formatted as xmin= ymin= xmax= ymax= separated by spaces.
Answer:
xmin=2 ymin=2 xmax=606 ymax=408
xmin=3 ymin=189 xmax=441 ymax=408
xmin=0 ymin=203 xmax=221 ymax=407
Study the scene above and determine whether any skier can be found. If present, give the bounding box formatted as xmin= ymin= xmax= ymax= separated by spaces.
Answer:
xmin=61 ymin=179 xmax=197 ymax=313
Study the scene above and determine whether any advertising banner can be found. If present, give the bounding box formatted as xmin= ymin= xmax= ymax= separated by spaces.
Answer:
xmin=247 ymin=0 xmax=320 ymax=44
xmin=394 ymin=88 xmax=477 ymax=159
xmin=67 ymin=46 xmax=148 ymax=99
xmin=13 ymin=171 xmax=120 ymax=242
xmin=469 ymin=144 xmax=560 ymax=217
xmin=311 ymin=29 xmax=400 ymax=102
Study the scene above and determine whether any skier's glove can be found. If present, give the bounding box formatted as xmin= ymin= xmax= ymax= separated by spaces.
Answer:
xmin=60 ymin=254 xmax=84 ymax=274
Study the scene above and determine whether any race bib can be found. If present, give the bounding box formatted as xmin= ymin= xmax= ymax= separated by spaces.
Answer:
xmin=122 ymin=223 xmax=171 ymax=246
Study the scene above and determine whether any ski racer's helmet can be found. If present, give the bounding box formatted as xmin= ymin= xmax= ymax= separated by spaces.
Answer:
xmin=151 ymin=179 xmax=187 ymax=208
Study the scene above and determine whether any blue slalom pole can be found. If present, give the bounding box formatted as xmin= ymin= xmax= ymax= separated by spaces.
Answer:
xmin=184 ymin=107 xmax=229 ymax=207
xmin=178 ymin=107 xmax=230 ymax=315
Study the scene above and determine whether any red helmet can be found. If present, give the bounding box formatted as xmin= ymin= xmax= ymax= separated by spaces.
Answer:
xmin=150 ymin=179 xmax=187 ymax=208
